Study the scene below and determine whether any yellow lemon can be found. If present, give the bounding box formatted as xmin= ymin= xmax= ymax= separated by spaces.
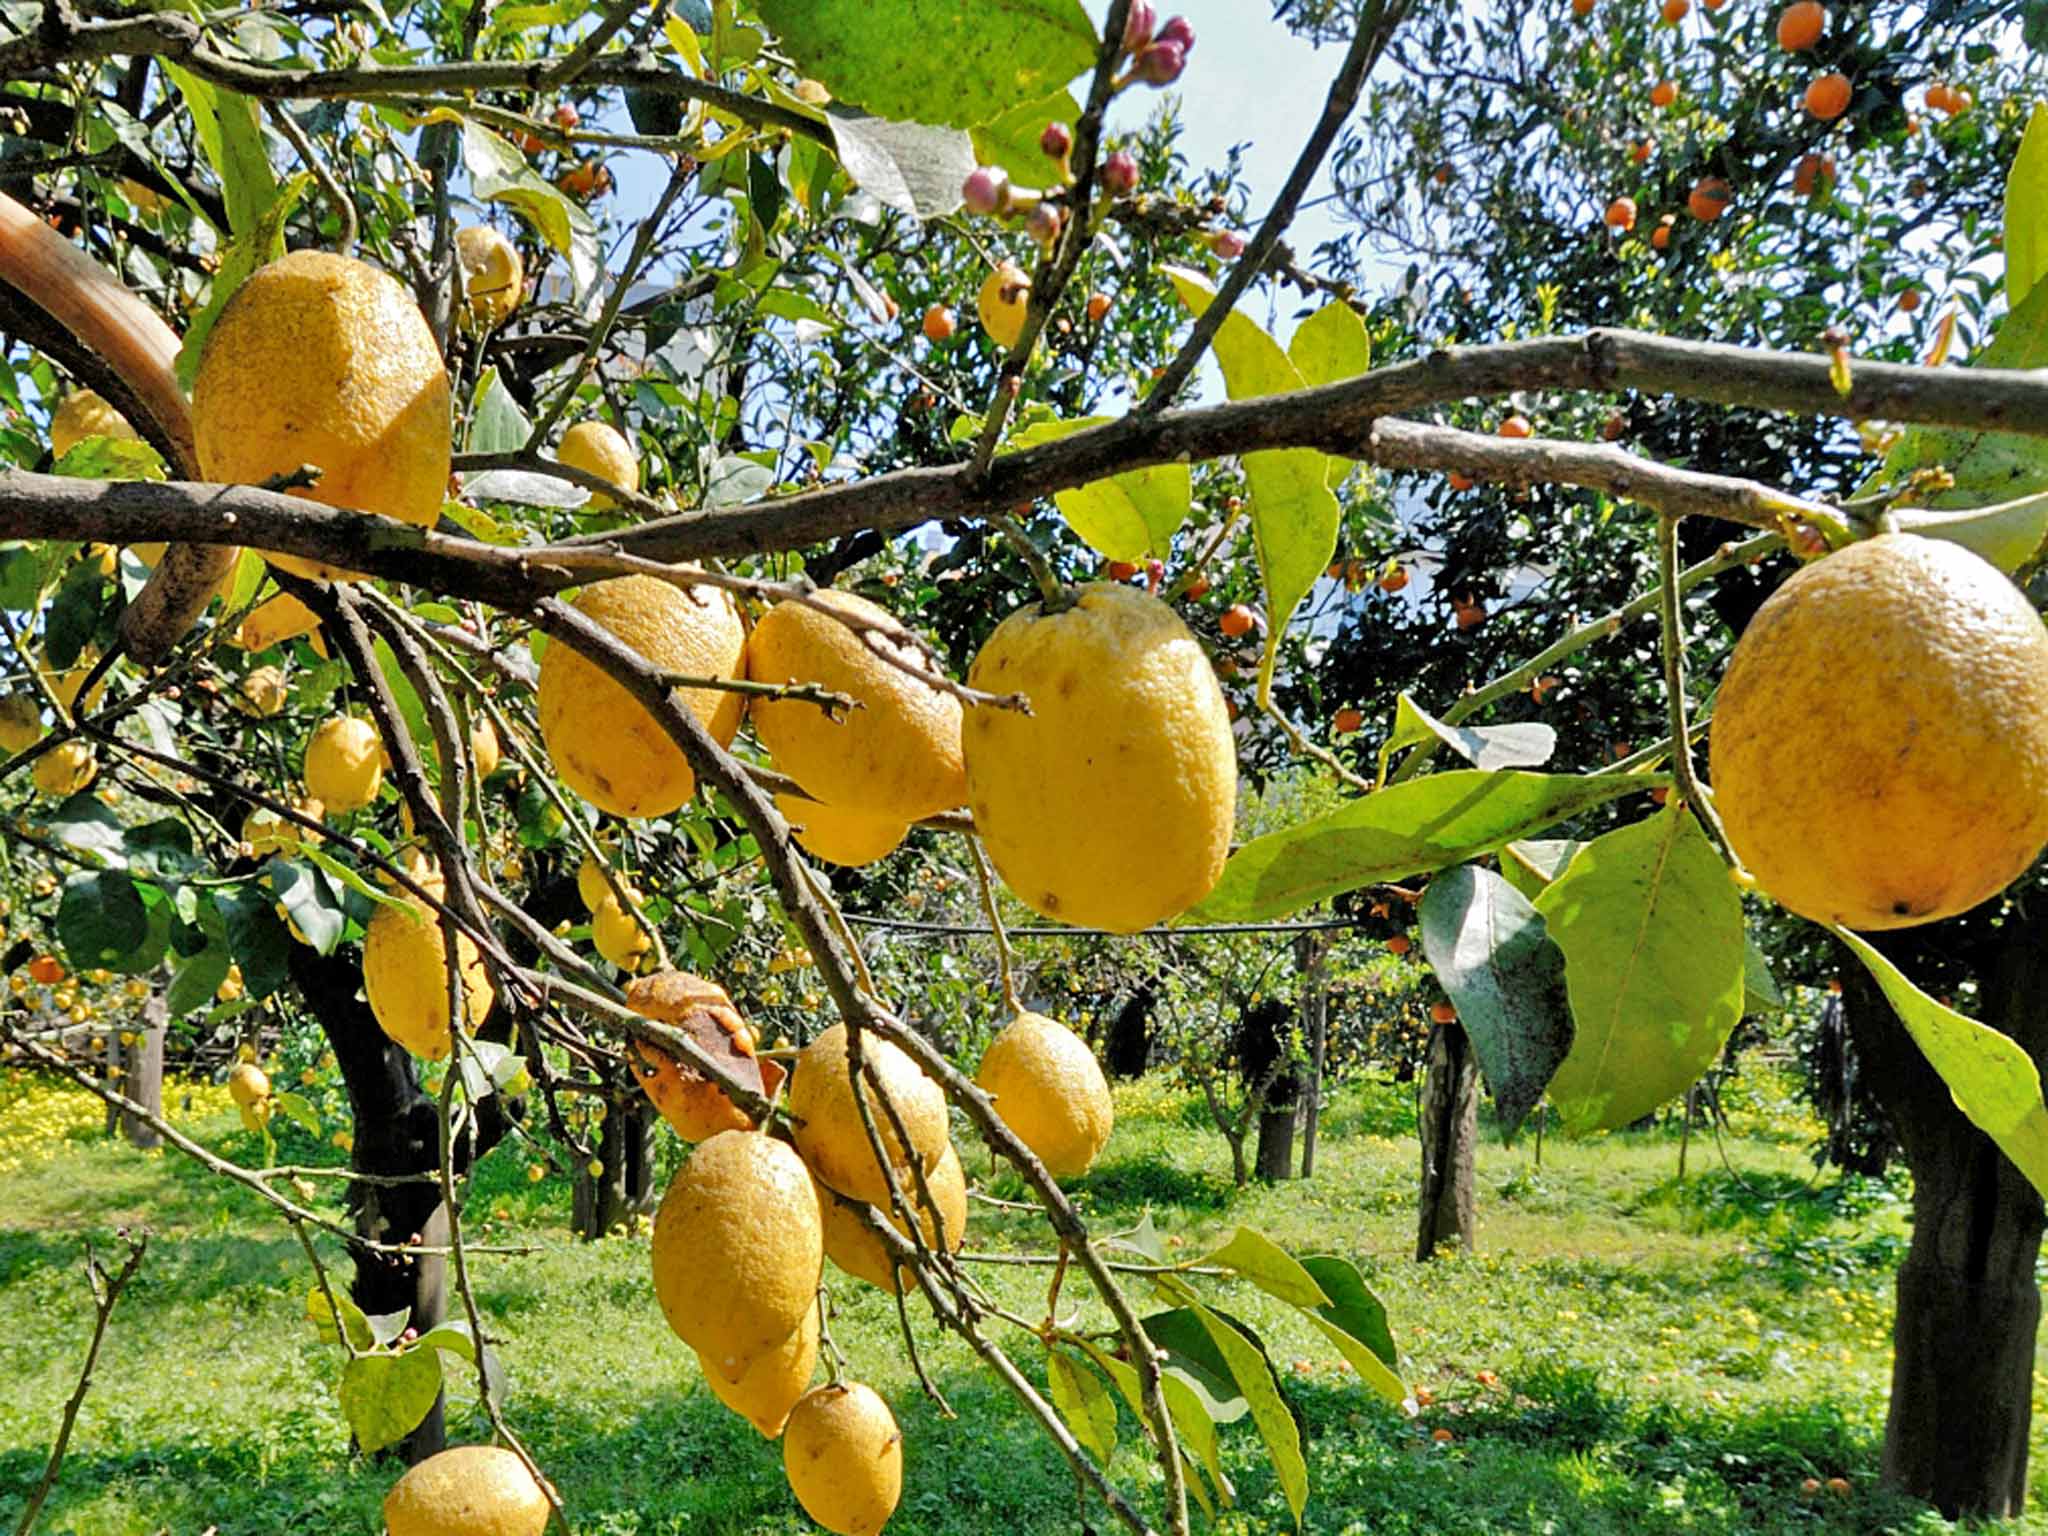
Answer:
xmin=557 ymin=420 xmax=639 ymax=511
xmin=576 ymin=853 xmax=616 ymax=913
xmin=364 ymin=892 xmax=493 ymax=1060
xmin=232 ymin=591 xmax=323 ymax=653
xmin=242 ymin=796 xmax=323 ymax=857
xmin=41 ymin=646 xmax=105 ymax=716
xmin=232 ymin=665 xmax=289 ymax=718
xmin=0 ymin=693 xmax=43 ymax=754
xmin=192 ymin=249 xmax=450 ymax=581
xmin=700 ymin=1302 xmax=818 ymax=1438
xmin=469 ymin=715 xmax=501 ymax=779
xmin=783 ymin=1382 xmax=903 ymax=1536
xmin=975 ymin=1012 xmax=1112 ymax=1178
xmin=537 ymin=575 xmax=746 ymax=818
xmin=650 ymin=1129 xmax=822 ymax=1382
xmin=789 ymin=1022 xmax=948 ymax=1206
xmin=977 ymin=261 xmax=1031 ymax=351
xmin=304 ymin=715 xmax=384 ymax=812
xmin=33 ymin=741 xmax=97 ymax=798
xmin=591 ymin=890 xmax=653 ymax=972
xmin=775 ymin=794 xmax=910 ymax=868
xmin=746 ymin=591 xmax=966 ymax=820
xmin=227 ymin=1062 xmax=270 ymax=1108
xmin=50 ymin=389 xmax=139 ymax=458
xmin=964 ymin=584 xmax=1236 ymax=932
xmin=820 ymin=1141 xmax=967 ymax=1292
xmin=455 ymin=225 xmax=524 ymax=329
xmin=382 ymin=1444 xmax=553 ymax=1536
xmin=1711 ymin=533 xmax=2048 ymax=928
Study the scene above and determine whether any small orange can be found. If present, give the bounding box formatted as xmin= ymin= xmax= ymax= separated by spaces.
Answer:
xmin=1431 ymin=1428 xmax=1455 ymax=1444
xmin=1530 ymin=674 xmax=1560 ymax=702
xmin=1454 ymin=597 xmax=1486 ymax=630
xmin=1650 ymin=78 xmax=1679 ymax=108
xmin=1687 ymin=176 xmax=1733 ymax=220
xmin=1662 ymin=0 xmax=1689 ymax=20
xmin=1631 ymin=140 xmax=1653 ymax=164
xmin=1430 ymin=1001 xmax=1457 ymax=1024
xmin=1106 ymin=560 xmax=1140 ymax=581
xmin=552 ymin=102 xmax=581 ymax=130
xmin=1652 ymin=216 xmax=1674 ymax=249
xmin=27 ymin=955 xmax=65 ymax=985
xmin=1804 ymin=71 xmax=1852 ymax=120
xmin=1387 ymin=934 xmax=1412 ymax=957
xmin=1447 ymin=471 xmax=1476 ymax=491
xmin=1793 ymin=151 xmax=1836 ymax=197
xmin=1182 ymin=574 xmax=1211 ymax=599
xmin=1604 ymin=196 xmax=1638 ymax=230
xmin=1378 ymin=566 xmax=1411 ymax=593
xmin=1800 ymin=1477 xmax=1823 ymax=1496
xmin=921 ymin=304 xmax=954 ymax=342
xmin=1825 ymin=1477 xmax=1851 ymax=1498
xmin=1924 ymin=82 xmax=1954 ymax=112
xmin=1898 ymin=289 xmax=1922 ymax=313
xmin=1704 ymin=0 xmax=1726 ymax=11
xmin=1940 ymin=86 xmax=1973 ymax=116
xmin=1219 ymin=604 xmax=1256 ymax=638
xmin=1086 ymin=292 xmax=1111 ymax=323
xmin=1498 ymin=414 xmax=1534 ymax=438
xmin=1334 ymin=707 xmax=1365 ymax=735
xmin=556 ymin=159 xmax=611 ymax=198
xmin=1601 ymin=413 xmax=1626 ymax=440
xmin=1776 ymin=0 xmax=1824 ymax=47
xmin=1572 ymin=0 xmax=1595 ymax=15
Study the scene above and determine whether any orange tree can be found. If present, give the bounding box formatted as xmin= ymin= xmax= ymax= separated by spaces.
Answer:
xmin=5 ymin=0 xmax=2048 ymax=1531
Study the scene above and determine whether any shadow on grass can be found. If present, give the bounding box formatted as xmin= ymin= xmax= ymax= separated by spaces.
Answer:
xmin=1070 ymin=1155 xmax=1238 ymax=1214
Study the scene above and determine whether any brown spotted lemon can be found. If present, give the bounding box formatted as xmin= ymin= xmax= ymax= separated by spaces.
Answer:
xmin=975 ymin=1012 xmax=1112 ymax=1178
xmin=625 ymin=971 xmax=784 ymax=1140
xmin=783 ymin=1382 xmax=903 ymax=1536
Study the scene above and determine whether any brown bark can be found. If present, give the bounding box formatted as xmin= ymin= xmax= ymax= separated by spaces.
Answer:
xmin=1254 ymin=1104 xmax=1298 ymax=1181
xmin=1298 ymin=935 xmax=1330 ymax=1178
xmin=1416 ymin=1021 xmax=1479 ymax=1261
xmin=1841 ymin=916 xmax=2048 ymax=1520
xmin=115 ymin=991 xmax=166 ymax=1149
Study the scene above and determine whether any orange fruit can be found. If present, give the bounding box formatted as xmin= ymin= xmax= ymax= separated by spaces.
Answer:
xmin=1804 ymin=71 xmax=1851 ymax=119
xmin=1631 ymin=140 xmax=1653 ymax=163
xmin=1334 ymin=707 xmax=1364 ymax=735
xmin=1776 ymin=0 xmax=1823 ymax=47
xmin=1793 ymin=151 xmax=1836 ymax=196
xmin=1604 ymin=196 xmax=1638 ymax=230
xmin=1219 ymin=604 xmax=1255 ymax=638
xmin=1448 ymin=471 xmax=1475 ymax=491
xmin=1498 ymin=414 xmax=1534 ymax=438
xmin=921 ymin=305 xmax=954 ymax=342
xmin=1086 ymin=292 xmax=1111 ymax=322
xmin=1387 ymin=934 xmax=1411 ymax=957
xmin=1687 ymin=176 xmax=1733 ymax=221
xmin=1650 ymin=78 xmax=1679 ymax=108
xmin=1572 ymin=0 xmax=1595 ymax=15
xmin=1379 ymin=566 xmax=1411 ymax=593
xmin=1662 ymin=0 xmax=1689 ymax=20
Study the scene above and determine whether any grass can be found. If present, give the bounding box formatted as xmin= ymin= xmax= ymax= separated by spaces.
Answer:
xmin=0 ymin=1056 xmax=2031 ymax=1534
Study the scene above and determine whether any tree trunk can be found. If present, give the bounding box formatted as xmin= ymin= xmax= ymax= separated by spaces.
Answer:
xmin=1105 ymin=984 xmax=1155 ymax=1079
xmin=1416 ymin=1020 xmax=1479 ymax=1261
xmin=116 ymin=991 xmax=166 ymax=1148
xmin=1238 ymin=996 xmax=1300 ymax=1182
xmin=1841 ymin=918 xmax=2048 ymax=1520
xmin=1298 ymin=936 xmax=1330 ymax=1178
xmin=1255 ymin=1103 xmax=1297 ymax=1181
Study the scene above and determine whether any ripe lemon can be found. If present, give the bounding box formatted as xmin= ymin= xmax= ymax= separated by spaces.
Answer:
xmin=50 ymin=389 xmax=138 ymax=458
xmin=383 ymin=1444 xmax=553 ymax=1536
xmin=304 ymin=715 xmax=384 ymax=812
xmin=227 ymin=1061 xmax=270 ymax=1107
xmin=233 ymin=591 xmax=323 ymax=653
xmin=42 ymin=646 xmax=105 ymax=716
xmin=701 ymin=1301 xmax=819 ymax=1438
xmin=469 ymin=715 xmax=501 ymax=780
xmin=232 ymin=665 xmax=289 ymax=718
xmin=1711 ymin=534 xmax=2048 ymax=929
xmin=964 ymin=584 xmax=1236 ymax=932
xmin=0 ymin=693 xmax=43 ymax=753
xmin=243 ymin=797 xmax=323 ymax=858
xmin=974 ymin=1012 xmax=1113 ymax=1178
xmin=775 ymin=793 xmax=910 ymax=868
xmin=364 ymin=893 xmax=493 ymax=1060
xmin=789 ymin=1022 xmax=948 ymax=1206
xmin=591 ymin=891 xmax=653 ymax=972
xmin=783 ymin=1381 xmax=903 ymax=1536
xmin=626 ymin=971 xmax=784 ymax=1139
xmin=576 ymin=852 xmax=617 ymax=913
xmin=537 ymin=576 xmax=746 ymax=818
xmin=820 ymin=1141 xmax=967 ymax=1292
xmin=455 ymin=225 xmax=524 ymax=329
xmin=192 ymin=249 xmax=451 ymax=581
xmin=977 ymin=261 xmax=1031 ymax=351
xmin=557 ymin=420 xmax=639 ymax=511
xmin=745 ymin=592 xmax=967 ymax=820
xmin=650 ymin=1129 xmax=822 ymax=1382
xmin=33 ymin=741 xmax=97 ymax=798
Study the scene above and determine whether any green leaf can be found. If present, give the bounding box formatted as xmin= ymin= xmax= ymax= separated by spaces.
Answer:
xmin=296 ymin=844 xmax=412 ymax=915
xmin=218 ymin=884 xmax=293 ymax=999
xmin=1378 ymin=692 xmax=1556 ymax=785
xmin=306 ymin=1286 xmax=376 ymax=1351
xmin=57 ymin=871 xmax=169 ymax=975
xmin=1418 ymin=864 xmax=1572 ymax=1134
xmin=467 ymin=366 xmax=532 ymax=455
xmin=371 ymin=635 xmax=431 ymax=779
xmin=1139 ymin=1308 xmax=1248 ymax=1423
xmin=1287 ymin=301 xmax=1370 ymax=388
xmin=1743 ymin=937 xmax=1782 ymax=1018
xmin=827 ymin=113 xmax=977 ymax=219
xmin=1045 ymin=1348 xmax=1118 ymax=1464
xmin=1499 ymin=838 xmax=1584 ymax=902
xmin=1201 ymin=1228 xmax=1329 ymax=1308
xmin=266 ymin=858 xmax=346 ymax=956
xmin=2007 ymin=104 xmax=2048 ymax=311
xmin=161 ymin=66 xmax=276 ymax=234
xmin=166 ymin=944 xmax=232 ymax=1017
xmin=1009 ymin=416 xmax=1190 ymax=560
xmin=174 ymin=174 xmax=309 ymax=392
xmin=124 ymin=820 xmax=201 ymax=883
xmin=1192 ymin=770 xmax=1658 ymax=923
xmin=754 ymin=0 xmax=1097 ymax=130
xmin=1188 ymin=1302 xmax=1307 ymax=1527
xmin=39 ymin=793 xmax=129 ymax=866
xmin=273 ymin=1089 xmax=321 ymax=1137
xmin=1296 ymin=1256 xmax=1409 ymax=1408
xmin=339 ymin=1347 xmax=444 ymax=1454
xmin=415 ymin=1319 xmax=478 ymax=1362
xmin=969 ymin=89 xmax=1082 ymax=186
xmin=1838 ymin=929 xmax=2048 ymax=1199
xmin=1072 ymin=1337 xmax=1233 ymax=1510
xmin=1534 ymin=808 xmax=1745 ymax=1133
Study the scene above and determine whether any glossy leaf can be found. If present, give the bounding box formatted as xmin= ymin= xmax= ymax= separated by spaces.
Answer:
xmin=161 ymin=66 xmax=275 ymax=234
xmin=1192 ymin=770 xmax=1657 ymax=922
xmin=306 ymin=1287 xmax=376 ymax=1351
xmin=1534 ymin=808 xmax=1745 ymax=1132
xmin=58 ymin=872 xmax=168 ymax=975
xmin=166 ymin=943 xmax=232 ymax=1017
xmin=969 ymin=89 xmax=1083 ymax=185
xmin=1201 ymin=1227 xmax=1330 ymax=1309
xmin=1189 ymin=1303 xmax=1306 ymax=1527
xmin=339 ymin=1347 xmax=444 ymax=1454
xmin=1010 ymin=416 xmax=1190 ymax=560
xmin=1287 ymin=301 xmax=1370 ymax=388
xmin=1418 ymin=864 xmax=1572 ymax=1134
xmin=1378 ymin=692 xmax=1557 ymax=785
xmin=2007 ymin=103 xmax=2048 ymax=311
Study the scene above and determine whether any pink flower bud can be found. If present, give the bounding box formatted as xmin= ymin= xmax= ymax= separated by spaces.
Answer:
xmin=1156 ymin=15 xmax=1195 ymax=49
xmin=1039 ymin=121 xmax=1073 ymax=160
xmin=1210 ymin=229 xmax=1247 ymax=260
xmin=1121 ymin=0 xmax=1158 ymax=52
xmin=1100 ymin=151 xmax=1140 ymax=196
xmin=1133 ymin=39 xmax=1187 ymax=86
xmin=1025 ymin=200 xmax=1064 ymax=250
xmin=962 ymin=165 xmax=1009 ymax=216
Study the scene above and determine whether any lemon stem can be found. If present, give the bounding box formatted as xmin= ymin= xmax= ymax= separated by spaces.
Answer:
xmin=968 ymin=834 xmax=1024 ymax=1017
xmin=988 ymin=509 xmax=1071 ymax=611
xmin=1656 ymin=513 xmax=1736 ymax=865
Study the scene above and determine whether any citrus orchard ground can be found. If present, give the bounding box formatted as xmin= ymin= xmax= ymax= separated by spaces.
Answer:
xmin=0 ymin=1065 xmax=1979 ymax=1536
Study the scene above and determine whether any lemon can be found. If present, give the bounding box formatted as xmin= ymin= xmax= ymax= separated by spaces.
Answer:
xmin=977 ymin=261 xmax=1031 ymax=351
xmin=364 ymin=893 xmax=493 ymax=1060
xmin=776 ymin=793 xmax=910 ymax=868
xmin=470 ymin=715 xmax=501 ymax=779
xmin=975 ymin=1012 xmax=1112 ymax=1178
xmin=576 ymin=853 xmax=616 ymax=913
xmin=626 ymin=971 xmax=780 ymax=1139
xmin=1711 ymin=533 xmax=2048 ymax=928
xmin=242 ymin=797 xmax=323 ymax=857
xmin=746 ymin=591 xmax=967 ymax=821
xmin=650 ymin=1129 xmax=822 ymax=1382
xmin=383 ymin=1444 xmax=553 ymax=1536
xmin=33 ymin=741 xmax=97 ymax=798
xmin=0 ymin=693 xmax=42 ymax=754
xmin=239 ymin=1100 xmax=272 ymax=1134
xmin=304 ymin=715 xmax=384 ymax=812
xmin=455 ymin=225 xmax=524 ymax=329
xmin=783 ymin=1382 xmax=903 ymax=1536
xmin=227 ymin=1062 xmax=270 ymax=1108
xmin=701 ymin=1300 xmax=818 ymax=1438
xmin=558 ymin=420 xmax=639 ymax=511
xmin=232 ymin=665 xmax=289 ymax=718
xmin=537 ymin=575 xmax=746 ymax=818
xmin=591 ymin=891 xmax=652 ymax=972
xmin=964 ymin=584 xmax=1236 ymax=932
xmin=42 ymin=646 xmax=105 ymax=716
xmin=192 ymin=249 xmax=451 ymax=581
xmin=789 ymin=1023 xmax=948 ymax=1206
xmin=50 ymin=389 xmax=138 ymax=458
xmin=232 ymin=591 xmax=323 ymax=653
xmin=820 ymin=1141 xmax=967 ymax=1292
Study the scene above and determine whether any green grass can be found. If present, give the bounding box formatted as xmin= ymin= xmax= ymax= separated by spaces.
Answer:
xmin=0 ymin=1060 xmax=2029 ymax=1534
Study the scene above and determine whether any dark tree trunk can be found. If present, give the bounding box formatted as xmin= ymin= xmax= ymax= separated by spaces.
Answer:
xmin=1416 ymin=1021 xmax=1479 ymax=1260
xmin=1105 ymin=984 xmax=1156 ymax=1080
xmin=1239 ymin=996 xmax=1301 ymax=1182
xmin=573 ymin=1085 xmax=657 ymax=1238
xmin=115 ymin=991 xmax=166 ymax=1148
xmin=1841 ymin=915 xmax=2048 ymax=1520
xmin=1297 ymin=935 xmax=1330 ymax=1179
xmin=1255 ymin=1103 xmax=1297 ymax=1181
